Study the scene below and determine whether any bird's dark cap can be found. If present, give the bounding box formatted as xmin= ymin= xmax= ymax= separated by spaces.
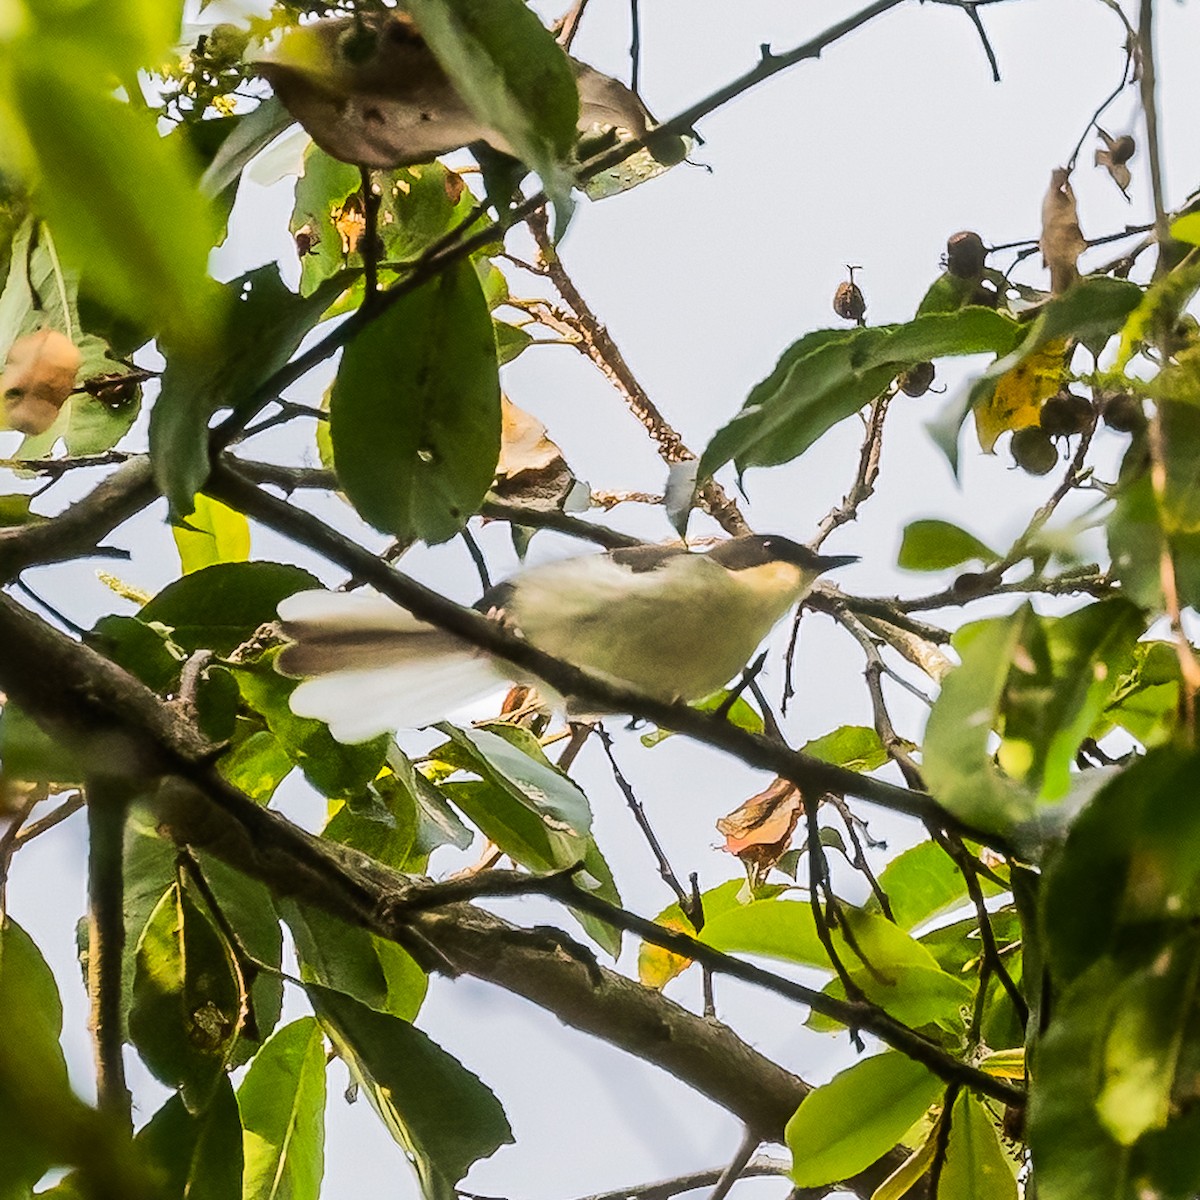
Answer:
xmin=707 ymin=534 xmax=858 ymax=573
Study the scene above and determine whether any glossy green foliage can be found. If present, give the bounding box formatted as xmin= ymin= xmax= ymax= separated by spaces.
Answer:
xmin=310 ymin=984 xmax=514 ymax=1200
xmin=939 ymin=1092 xmax=1018 ymax=1200
xmin=405 ymin=0 xmax=580 ymax=234
xmin=701 ymin=308 xmax=1019 ymax=480
xmin=432 ymin=724 xmax=622 ymax=954
xmin=237 ymin=1019 xmax=327 ymax=1200
xmin=330 ymin=258 xmax=500 ymax=543
xmin=1027 ymin=748 xmax=1200 ymax=1198
xmin=291 ymin=147 xmax=477 ymax=296
xmin=923 ymin=600 xmax=1144 ymax=836
xmin=136 ymin=1078 xmax=243 ymax=1200
xmin=150 ymin=266 xmax=349 ymax=514
xmin=785 ymin=1052 xmax=941 ymax=1187
xmin=898 ymin=519 xmax=999 ymax=572
xmin=128 ymin=882 xmax=241 ymax=1109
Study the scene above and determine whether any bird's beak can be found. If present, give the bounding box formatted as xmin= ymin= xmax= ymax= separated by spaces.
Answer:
xmin=814 ymin=554 xmax=859 ymax=572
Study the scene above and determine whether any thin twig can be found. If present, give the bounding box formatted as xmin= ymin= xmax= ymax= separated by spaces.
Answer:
xmin=558 ymin=1155 xmax=789 ymax=1200
xmin=360 ymin=167 xmax=381 ymax=300
xmin=597 ymin=726 xmax=689 ymax=909
xmin=1065 ymin=36 xmax=1134 ymax=172
xmin=962 ymin=4 xmax=1000 ymax=82
xmin=928 ymin=1086 xmax=962 ymax=1196
xmin=12 ymin=791 xmax=84 ymax=845
xmin=0 ymin=791 xmax=40 ymax=913
xmin=461 ymin=526 xmax=492 ymax=592
xmin=525 ymin=216 xmax=749 ymax=536
xmin=629 ymin=0 xmax=642 ymax=94
xmin=706 ymin=1129 xmax=760 ymax=1200
xmin=812 ymin=394 xmax=891 ymax=545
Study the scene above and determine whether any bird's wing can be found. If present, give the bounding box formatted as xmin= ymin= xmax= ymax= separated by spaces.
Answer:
xmin=277 ymin=589 xmax=509 ymax=739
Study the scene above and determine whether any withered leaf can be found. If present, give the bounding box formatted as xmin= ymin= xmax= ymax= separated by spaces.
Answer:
xmin=1 ymin=328 xmax=81 ymax=435
xmin=252 ymin=12 xmax=665 ymax=174
xmin=490 ymin=397 xmax=581 ymax=511
xmin=1094 ymin=127 xmax=1135 ymax=199
xmin=716 ymin=777 xmax=804 ymax=885
xmin=1040 ymin=168 xmax=1086 ymax=295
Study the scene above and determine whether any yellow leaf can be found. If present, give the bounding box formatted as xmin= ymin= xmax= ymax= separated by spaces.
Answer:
xmin=637 ymin=912 xmax=697 ymax=990
xmin=975 ymin=338 xmax=1069 ymax=452
xmin=870 ymin=1123 xmax=938 ymax=1200
xmin=172 ymin=494 xmax=250 ymax=574
xmin=978 ymin=1047 xmax=1026 ymax=1080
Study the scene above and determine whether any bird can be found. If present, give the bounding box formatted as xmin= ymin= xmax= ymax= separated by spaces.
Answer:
xmin=275 ymin=534 xmax=857 ymax=744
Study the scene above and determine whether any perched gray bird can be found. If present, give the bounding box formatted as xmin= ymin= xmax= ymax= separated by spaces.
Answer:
xmin=276 ymin=535 xmax=856 ymax=743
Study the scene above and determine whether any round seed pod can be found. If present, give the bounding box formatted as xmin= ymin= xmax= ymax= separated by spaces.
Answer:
xmin=1039 ymin=391 xmax=1094 ymax=437
xmin=946 ymin=230 xmax=986 ymax=279
xmin=1099 ymin=391 xmax=1145 ymax=434
xmin=898 ymin=361 xmax=936 ymax=397
xmin=833 ymin=279 xmax=866 ymax=323
xmin=1011 ymin=426 xmax=1058 ymax=475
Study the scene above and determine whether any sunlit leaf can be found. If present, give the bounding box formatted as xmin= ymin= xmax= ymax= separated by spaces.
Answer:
xmin=786 ymin=1052 xmax=940 ymax=1187
xmin=939 ymin=1091 xmax=1018 ymax=1200
xmin=899 ymin=519 xmax=1000 ymax=572
xmin=173 ymin=494 xmax=251 ymax=575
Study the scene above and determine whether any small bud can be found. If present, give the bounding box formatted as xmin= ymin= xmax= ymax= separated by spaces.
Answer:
xmin=946 ymin=230 xmax=986 ymax=279
xmin=898 ymin=361 xmax=936 ymax=397
xmin=1108 ymin=134 xmax=1136 ymax=166
xmin=294 ymin=224 xmax=319 ymax=257
xmin=968 ymin=281 xmax=1000 ymax=309
xmin=1099 ymin=391 xmax=1145 ymax=434
xmin=1038 ymin=391 xmax=1094 ymax=438
xmin=833 ymin=267 xmax=866 ymax=324
xmin=1010 ymin=426 xmax=1058 ymax=475
xmin=951 ymin=571 xmax=992 ymax=600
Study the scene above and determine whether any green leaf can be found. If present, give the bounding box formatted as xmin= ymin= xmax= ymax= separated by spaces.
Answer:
xmin=640 ymin=689 xmax=764 ymax=747
xmin=869 ymin=839 xmax=999 ymax=931
xmin=173 ymin=494 xmax=251 ymax=575
xmin=702 ymin=897 xmax=971 ymax=1026
xmin=1095 ymin=933 xmax=1200 ymax=1146
xmin=218 ymin=730 xmax=296 ymax=804
xmin=435 ymin=724 xmax=592 ymax=837
xmin=136 ymin=1077 xmax=243 ymax=1200
xmin=150 ymin=266 xmax=348 ymax=515
xmin=701 ymin=309 xmax=1020 ymax=479
xmin=1171 ymin=212 xmax=1200 ymax=246
xmin=325 ymin=781 xmax=420 ymax=870
xmin=128 ymin=882 xmax=240 ymax=1110
xmin=898 ymin=519 xmax=1000 ymax=571
xmin=330 ymin=258 xmax=500 ymax=543
xmin=637 ymin=879 xmax=752 ymax=988
xmin=137 ymin=561 xmax=318 ymax=659
xmin=1109 ymin=406 xmax=1200 ymax=612
xmin=292 ymin=149 xmax=476 ymax=297
xmin=800 ymin=725 xmax=890 ymax=772
xmin=0 ymin=699 xmax=83 ymax=784
xmin=785 ymin=1052 xmax=941 ymax=1187
xmin=922 ymin=601 xmax=1143 ymax=836
xmin=0 ymin=494 xmax=38 ymax=526
xmin=939 ymin=1092 xmax=1018 ymax=1200
xmin=405 ymin=0 xmax=579 ymax=236
xmin=1042 ymin=747 xmax=1200 ymax=981
xmin=308 ymin=984 xmax=513 ymax=1200
xmin=233 ymin=655 xmax=388 ymax=800
xmin=280 ymin=899 xmax=388 ymax=1011
xmin=1095 ymin=642 xmax=1181 ymax=749
xmin=237 ymin=1018 xmax=327 ymax=1200
xmin=0 ymin=919 xmax=68 ymax=1193
xmin=494 ymin=319 xmax=533 ymax=365
xmin=11 ymin=47 xmax=218 ymax=350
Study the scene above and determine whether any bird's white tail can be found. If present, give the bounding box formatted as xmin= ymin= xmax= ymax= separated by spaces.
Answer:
xmin=277 ymin=590 xmax=509 ymax=742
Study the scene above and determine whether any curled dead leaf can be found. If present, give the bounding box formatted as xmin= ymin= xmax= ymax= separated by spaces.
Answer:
xmin=1040 ymin=168 xmax=1086 ymax=294
xmin=717 ymin=777 xmax=803 ymax=885
xmin=1 ymin=328 xmax=81 ymax=435
xmin=1094 ymin=127 xmax=1135 ymax=199
xmin=252 ymin=12 xmax=671 ymax=175
xmin=491 ymin=397 xmax=582 ymax=511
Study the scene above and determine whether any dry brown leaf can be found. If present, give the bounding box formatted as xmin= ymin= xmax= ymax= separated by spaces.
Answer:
xmin=1040 ymin=168 xmax=1086 ymax=294
xmin=252 ymin=13 xmax=661 ymax=170
xmin=1094 ymin=127 xmax=1135 ymax=199
xmin=491 ymin=397 xmax=580 ymax=511
xmin=716 ymin=777 xmax=803 ymax=883
xmin=1 ymin=328 xmax=81 ymax=435
xmin=975 ymin=337 xmax=1071 ymax=453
